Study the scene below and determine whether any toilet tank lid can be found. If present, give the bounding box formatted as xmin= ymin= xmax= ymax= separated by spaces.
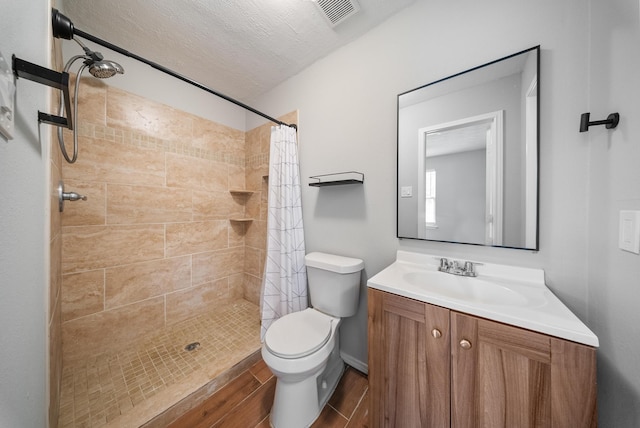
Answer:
xmin=305 ymin=252 xmax=364 ymax=274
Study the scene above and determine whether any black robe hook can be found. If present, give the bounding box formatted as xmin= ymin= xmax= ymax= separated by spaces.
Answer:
xmin=580 ymin=112 xmax=619 ymax=132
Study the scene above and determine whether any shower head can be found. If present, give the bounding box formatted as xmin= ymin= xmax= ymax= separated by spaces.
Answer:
xmin=53 ymin=9 xmax=125 ymax=79
xmin=56 ymin=39 xmax=125 ymax=165
xmin=88 ymin=60 xmax=124 ymax=78
xmin=71 ymin=38 xmax=124 ymax=79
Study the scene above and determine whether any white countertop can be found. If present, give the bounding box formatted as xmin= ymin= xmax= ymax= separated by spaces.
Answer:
xmin=367 ymin=251 xmax=599 ymax=347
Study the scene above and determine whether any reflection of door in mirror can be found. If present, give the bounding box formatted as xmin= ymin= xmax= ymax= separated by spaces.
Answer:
xmin=417 ymin=111 xmax=504 ymax=245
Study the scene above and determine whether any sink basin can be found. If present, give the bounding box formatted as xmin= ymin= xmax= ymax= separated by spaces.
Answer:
xmin=367 ymin=251 xmax=599 ymax=348
xmin=402 ymin=271 xmax=529 ymax=307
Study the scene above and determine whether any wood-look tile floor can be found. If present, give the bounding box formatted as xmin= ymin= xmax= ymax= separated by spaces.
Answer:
xmin=168 ymin=359 xmax=369 ymax=428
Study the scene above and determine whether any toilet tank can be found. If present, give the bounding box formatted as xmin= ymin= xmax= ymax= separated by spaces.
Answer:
xmin=305 ymin=252 xmax=364 ymax=318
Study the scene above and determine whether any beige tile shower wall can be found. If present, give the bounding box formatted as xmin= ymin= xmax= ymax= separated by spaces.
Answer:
xmin=242 ymin=111 xmax=299 ymax=305
xmin=60 ymin=81 xmax=248 ymax=362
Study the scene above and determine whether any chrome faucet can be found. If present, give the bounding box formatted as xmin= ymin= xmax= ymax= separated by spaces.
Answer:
xmin=437 ymin=258 xmax=479 ymax=277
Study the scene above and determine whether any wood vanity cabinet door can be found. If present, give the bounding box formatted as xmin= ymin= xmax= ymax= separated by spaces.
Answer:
xmin=549 ymin=338 xmax=598 ymax=427
xmin=451 ymin=311 xmax=598 ymax=428
xmin=368 ymin=289 xmax=450 ymax=428
xmin=451 ymin=311 xmax=552 ymax=427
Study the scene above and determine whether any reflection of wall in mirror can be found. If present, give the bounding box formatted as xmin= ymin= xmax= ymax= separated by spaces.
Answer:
xmin=398 ymin=73 xmax=524 ymax=246
xmin=425 ymin=149 xmax=486 ymax=244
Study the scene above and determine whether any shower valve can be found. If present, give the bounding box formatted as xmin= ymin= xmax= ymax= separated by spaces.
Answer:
xmin=64 ymin=192 xmax=87 ymax=201
xmin=58 ymin=180 xmax=87 ymax=212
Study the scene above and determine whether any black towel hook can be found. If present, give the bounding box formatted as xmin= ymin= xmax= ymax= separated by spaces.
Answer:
xmin=580 ymin=112 xmax=619 ymax=132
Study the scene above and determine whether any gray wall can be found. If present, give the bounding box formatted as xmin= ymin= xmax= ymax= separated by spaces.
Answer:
xmin=588 ymin=0 xmax=640 ymax=425
xmin=251 ymin=0 xmax=640 ymax=425
xmin=0 ymin=0 xmax=50 ymax=426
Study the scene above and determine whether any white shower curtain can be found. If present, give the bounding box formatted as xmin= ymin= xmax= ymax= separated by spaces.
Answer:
xmin=260 ymin=124 xmax=308 ymax=340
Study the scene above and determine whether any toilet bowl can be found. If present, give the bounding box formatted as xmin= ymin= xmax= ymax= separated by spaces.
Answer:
xmin=262 ymin=308 xmax=342 ymax=428
xmin=261 ymin=252 xmax=364 ymax=428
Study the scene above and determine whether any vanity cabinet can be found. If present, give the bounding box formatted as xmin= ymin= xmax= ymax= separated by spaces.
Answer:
xmin=368 ymin=289 xmax=451 ymax=427
xmin=368 ymin=289 xmax=597 ymax=428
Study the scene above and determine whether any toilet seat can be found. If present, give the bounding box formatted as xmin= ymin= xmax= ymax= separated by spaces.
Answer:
xmin=265 ymin=309 xmax=334 ymax=359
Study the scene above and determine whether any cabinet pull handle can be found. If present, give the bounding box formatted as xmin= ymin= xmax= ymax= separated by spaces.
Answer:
xmin=431 ymin=328 xmax=442 ymax=339
xmin=459 ymin=339 xmax=472 ymax=349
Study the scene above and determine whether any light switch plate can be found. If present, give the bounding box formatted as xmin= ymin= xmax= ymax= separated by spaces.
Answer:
xmin=619 ymin=210 xmax=640 ymax=254
xmin=400 ymin=186 xmax=413 ymax=198
xmin=0 ymin=50 xmax=15 ymax=140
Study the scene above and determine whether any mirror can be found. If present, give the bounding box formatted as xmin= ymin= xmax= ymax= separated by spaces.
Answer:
xmin=397 ymin=46 xmax=539 ymax=250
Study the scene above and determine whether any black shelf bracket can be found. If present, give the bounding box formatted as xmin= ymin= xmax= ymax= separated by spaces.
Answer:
xmin=579 ymin=112 xmax=619 ymax=133
xmin=12 ymin=55 xmax=73 ymax=129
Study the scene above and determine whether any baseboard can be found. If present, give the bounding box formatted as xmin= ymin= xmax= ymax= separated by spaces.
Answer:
xmin=341 ymin=352 xmax=368 ymax=375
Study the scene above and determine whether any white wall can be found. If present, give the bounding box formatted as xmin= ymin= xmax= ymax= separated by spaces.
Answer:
xmin=0 ymin=0 xmax=51 ymax=426
xmin=587 ymin=0 xmax=640 ymax=425
xmin=251 ymin=0 xmax=640 ymax=425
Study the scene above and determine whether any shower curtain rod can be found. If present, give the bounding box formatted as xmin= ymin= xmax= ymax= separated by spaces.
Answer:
xmin=52 ymin=9 xmax=296 ymax=130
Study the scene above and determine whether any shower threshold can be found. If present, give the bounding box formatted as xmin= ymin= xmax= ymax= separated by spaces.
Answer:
xmin=57 ymin=299 xmax=261 ymax=428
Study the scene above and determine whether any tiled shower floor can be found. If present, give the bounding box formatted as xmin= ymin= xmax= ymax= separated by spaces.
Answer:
xmin=58 ymin=299 xmax=261 ymax=427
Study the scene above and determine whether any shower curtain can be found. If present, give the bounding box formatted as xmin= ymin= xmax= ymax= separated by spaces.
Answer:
xmin=260 ymin=125 xmax=308 ymax=340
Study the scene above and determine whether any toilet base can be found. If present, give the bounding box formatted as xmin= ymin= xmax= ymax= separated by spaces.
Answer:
xmin=269 ymin=340 xmax=345 ymax=428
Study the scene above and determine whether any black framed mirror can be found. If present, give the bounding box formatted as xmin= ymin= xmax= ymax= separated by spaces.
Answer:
xmin=397 ymin=46 xmax=539 ymax=250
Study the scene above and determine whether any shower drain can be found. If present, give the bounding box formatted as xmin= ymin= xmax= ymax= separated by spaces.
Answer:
xmin=184 ymin=342 xmax=201 ymax=352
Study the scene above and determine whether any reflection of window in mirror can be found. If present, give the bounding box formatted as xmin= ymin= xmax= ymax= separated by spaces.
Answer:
xmin=425 ymin=169 xmax=437 ymax=228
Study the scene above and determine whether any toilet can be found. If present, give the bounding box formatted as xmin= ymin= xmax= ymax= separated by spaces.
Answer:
xmin=261 ymin=252 xmax=364 ymax=428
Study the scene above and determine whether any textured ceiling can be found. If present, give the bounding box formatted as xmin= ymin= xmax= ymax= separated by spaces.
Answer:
xmin=60 ymin=0 xmax=417 ymax=101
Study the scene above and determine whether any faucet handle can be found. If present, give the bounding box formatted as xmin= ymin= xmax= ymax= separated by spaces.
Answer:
xmin=438 ymin=257 xmax=449 ymax=271
xmin=463 ymin=261 xmax=483 ymax=277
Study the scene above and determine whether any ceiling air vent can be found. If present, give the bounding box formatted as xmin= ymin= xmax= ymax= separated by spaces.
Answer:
xmin=315 ymin=0 xmax=361 ymax=27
